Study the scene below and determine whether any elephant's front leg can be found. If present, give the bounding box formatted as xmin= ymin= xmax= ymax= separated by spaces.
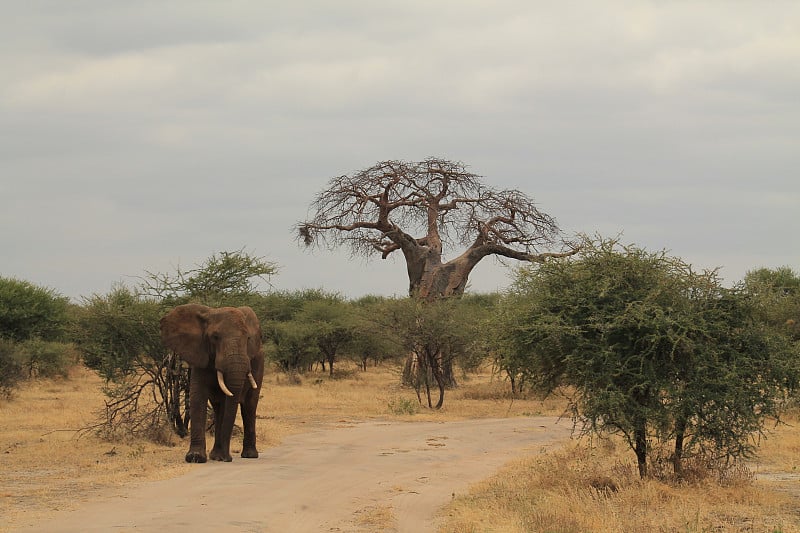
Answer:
xmin=208 ymin=394 xmax=229 ymax=462
xmin=209 ymin=393 xmax=236 ymax=462
xmin=240 ymin=389 xmax=259 ymax=459
xmin=186 ymin=370 xmax=210 ymax=463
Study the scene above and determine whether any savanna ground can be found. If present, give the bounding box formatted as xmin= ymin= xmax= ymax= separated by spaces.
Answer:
xmin=2 ymin=363 xmax=800 ymax=532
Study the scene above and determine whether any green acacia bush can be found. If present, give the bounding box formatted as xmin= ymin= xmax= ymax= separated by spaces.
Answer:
xmin=495 ymin=236 xmax=800 ymax=478
xmin=0 ymin=277 xmax=74 ymax=394
xmin=0 ymin=277 xmax=69 ymax=342
xmin=17 ymin=338 xmax=77 ymax=379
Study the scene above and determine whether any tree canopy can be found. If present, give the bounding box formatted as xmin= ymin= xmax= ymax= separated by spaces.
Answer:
xmin=139 ymin=249 xmax=277 ymax=306
xmin=0 ymin=277 xmax=69 ymax=342
xmin=496 ymin=236 xmax=800 ymax=478
xmin=298 ymin=157 xmax=577 ymax=300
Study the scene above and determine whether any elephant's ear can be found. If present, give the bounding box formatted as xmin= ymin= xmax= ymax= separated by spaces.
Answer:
xmin=238 ymin=306 xmax=263 ymax=360
xmin=160 ymin=304 xmax=211 ymax=368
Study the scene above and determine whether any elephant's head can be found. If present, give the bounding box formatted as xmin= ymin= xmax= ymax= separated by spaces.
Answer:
xmin=160 ymin=304 xmax=261 ymax=397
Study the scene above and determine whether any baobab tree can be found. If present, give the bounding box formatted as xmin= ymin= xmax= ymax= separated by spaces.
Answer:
xmin=298 ymin=157 xmax=577 ymax=301
xmin=297 ymin=158 xmax=577 ymax=403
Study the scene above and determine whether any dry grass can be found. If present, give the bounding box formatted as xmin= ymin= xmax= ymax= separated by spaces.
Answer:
xmin=438 ymin=425 xmax=800 ymax=533
xmin=352 ymin=503 xmax=397 ymax=531
xmin=0 ymin=362 xmax=558 ymax=531
xmin=3 ymin=362 xmax=800 ymax=532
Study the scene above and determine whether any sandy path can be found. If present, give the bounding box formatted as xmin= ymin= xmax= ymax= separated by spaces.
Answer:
xmin=20 ymin=417 xmax=569 ymax=533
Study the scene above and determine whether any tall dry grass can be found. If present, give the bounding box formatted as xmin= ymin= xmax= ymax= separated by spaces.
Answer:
xmin=438 ymin=418 xmax=800 ymax=533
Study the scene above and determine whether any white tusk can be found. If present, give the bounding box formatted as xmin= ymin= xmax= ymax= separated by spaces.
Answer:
xmin=247 ymin=372 xmax=258 ymax=389
xmin=217 ymin=370 xmax=234 ymax=397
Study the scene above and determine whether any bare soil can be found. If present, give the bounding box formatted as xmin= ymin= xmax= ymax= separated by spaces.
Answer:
xmin=14 ymin=417 xmax=570 ymax=532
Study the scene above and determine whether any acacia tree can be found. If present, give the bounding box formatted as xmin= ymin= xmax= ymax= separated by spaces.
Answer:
xmin=296 ymin=294 xmax=355 ymax=377
xmin=298 ymin=158 xmax=576 ymax=301
xmin=387 ymin=297 xmax=479 ymax=408
xmin=497 ymin=236 xmax=799 ymax=478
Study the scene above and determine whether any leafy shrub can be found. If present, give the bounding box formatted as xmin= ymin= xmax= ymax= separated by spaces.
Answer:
xmin=0 ymin=337 xmax=23 ymax=397
xmin=17 ymin=338 xmax=76 ymax=378
xmin=0 ymin=277 xmax=69 ymax=342
xmin=388 ymin=396 xmax=419 ymax=415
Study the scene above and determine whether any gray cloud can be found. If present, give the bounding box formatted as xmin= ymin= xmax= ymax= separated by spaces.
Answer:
xmin=1 ymin=1 xmax=798 ymax=300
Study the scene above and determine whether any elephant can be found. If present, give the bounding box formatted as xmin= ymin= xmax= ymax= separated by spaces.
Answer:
xmin=160 ymin=304 xmax=264 ymax=463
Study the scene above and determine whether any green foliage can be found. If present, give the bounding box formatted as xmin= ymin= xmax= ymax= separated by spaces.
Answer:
xmin=75 ymin=285 xmax=164 ymax=380
xmin=270 ymin=318 xmax=320 ymax=372
xmin=139 ymin=249 xmax=277 ymax=307
xmin=387 ymin=297 xmax=485 ymax=408
xmin=743 ymin=266 xmax=800 ymax=342
xmin=0 ymin=337 xmax=23 ymax=397
xmin=0 ymin=337 xmax=74 ymax=396
xmin=349 ymin=296 xmax=405 ymax=369
xmin=262 ymin=289 xmax=331 ymax=372
xmin=16 ymin=338 xmax=76 ymax=379
xmin=0 ymin=277 xmax=73 ymax=395
xmin=296 ymin=293 xmax=355 ymax=376
xmin=387 ymin=396 xmax=420 ymax=415
xmin=0 ymin=276 xmax=69 ymax=342
xmin=496 ymin=236 xmax=800 ymax=477
xmin=75 ymin=284 xmax=191 ymax=440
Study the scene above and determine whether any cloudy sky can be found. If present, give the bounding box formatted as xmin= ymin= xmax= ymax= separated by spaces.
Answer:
xmin=1 ymin=1 xmax=798 ymax=302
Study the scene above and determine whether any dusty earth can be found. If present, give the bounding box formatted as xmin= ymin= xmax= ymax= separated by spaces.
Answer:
xmin=17 ymin=417 xmax=570 ymax=533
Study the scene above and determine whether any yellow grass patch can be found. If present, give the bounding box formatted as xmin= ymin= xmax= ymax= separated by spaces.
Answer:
xmin=438 ymin=433 xmax=800 ymax=533
xmin=0 ymin=362 xmax=558 ymax=531
xmin=4 ymin=362 xmax=800 ymax=532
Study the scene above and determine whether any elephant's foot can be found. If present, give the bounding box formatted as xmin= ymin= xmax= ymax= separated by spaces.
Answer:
xmin=241 ymin=447 xmax=259 ymax=459
xmin=185 ymin=451 xmax=207 ymax=463
xmin=209 ymin=448 xmax=233 ymax=462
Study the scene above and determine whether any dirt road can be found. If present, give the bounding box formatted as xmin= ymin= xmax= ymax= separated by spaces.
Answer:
xmin=20 ymin=417 xmax=569 ymax=533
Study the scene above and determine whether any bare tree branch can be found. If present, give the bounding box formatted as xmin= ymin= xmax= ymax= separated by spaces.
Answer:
xmin=298 ymin=157 xmax=574 ymax=299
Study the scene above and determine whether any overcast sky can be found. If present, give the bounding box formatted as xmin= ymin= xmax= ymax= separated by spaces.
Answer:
xmin=1 ymin=2 xmax=798 ymax=302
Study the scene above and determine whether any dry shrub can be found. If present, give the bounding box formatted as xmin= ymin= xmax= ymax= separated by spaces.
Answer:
xmin=274 ymin=371 xmax=303 ymax=386
xmin=648 ymin=450 xmax=755 ymax=487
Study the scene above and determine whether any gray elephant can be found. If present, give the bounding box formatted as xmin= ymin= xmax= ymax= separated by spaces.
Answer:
xmin=160 ymin=304 xmax=264 ymax=463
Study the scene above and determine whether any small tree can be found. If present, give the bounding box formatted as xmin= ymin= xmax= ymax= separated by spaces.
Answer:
xmin=140 ymin=249 xmax=277 ymax=306
xmin=0 ymin=277 xmax=74 ymax=394
xmin=260 ymin=289 xmax=335 ymax=373
xmin=743 ymin=266 xmax=800 ymax=342
xmin=0 ymin=277 xmax=69 ymax=342
xmin=296 ymin=294 xmax=355 ymax=377
xmin=499 ymin=236 xmax=799 ymax=478
xmin=76 ymin=285 xmax=183 ymax=440
xmin=350 ymin=296 xmax=404 ymax=370
xmin=270 ymin=320 xmax=319 ymax=374
xmin=388 ymin=298 xmax=478 ymax=409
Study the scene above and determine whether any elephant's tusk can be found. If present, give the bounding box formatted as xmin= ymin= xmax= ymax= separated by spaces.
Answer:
xmin=217 ymin=370 xmax=234 ymax=397
xmin=247 ymin=372 xmax=258 ymax=389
